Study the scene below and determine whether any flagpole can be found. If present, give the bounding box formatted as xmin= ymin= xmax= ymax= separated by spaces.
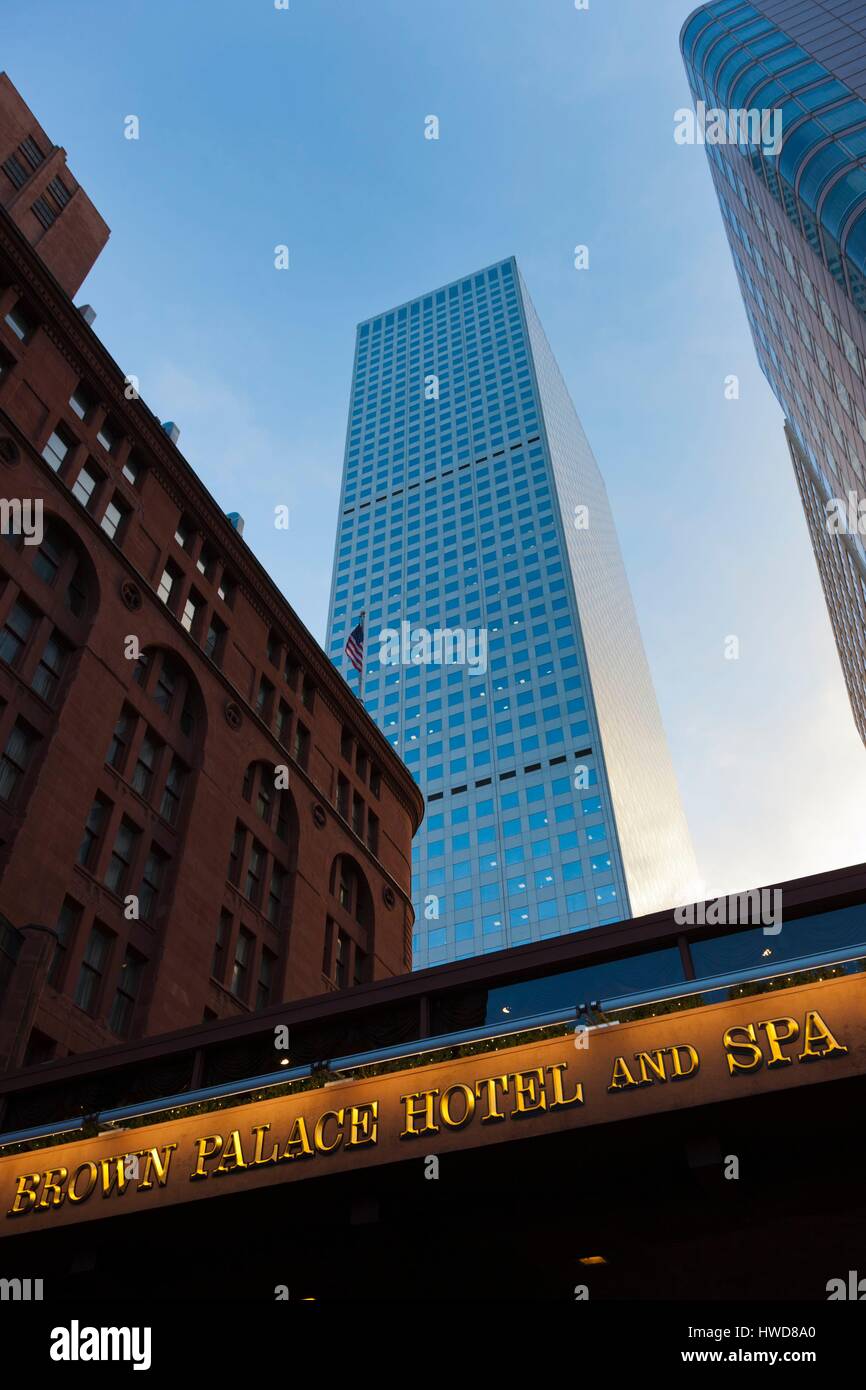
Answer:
xmin=359 ymin=609 xmax=366 ymax=705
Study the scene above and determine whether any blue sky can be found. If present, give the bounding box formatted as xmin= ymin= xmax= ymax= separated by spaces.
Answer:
xmin=6 ymin=0 xmax=866 ymax=896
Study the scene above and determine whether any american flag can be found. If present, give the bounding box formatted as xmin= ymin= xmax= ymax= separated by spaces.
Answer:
xmin=344 ymin=615 xmax=365 ymax=675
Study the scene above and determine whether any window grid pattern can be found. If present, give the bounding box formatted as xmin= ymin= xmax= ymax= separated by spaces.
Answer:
xmin=683 ymin=0 xmax=866 ymax=744
xmin=326 ymin=259 xmax=697 ymax=966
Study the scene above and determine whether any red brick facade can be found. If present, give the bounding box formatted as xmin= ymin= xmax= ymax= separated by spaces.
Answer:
xmin=0 ymin=77 xmax=422 ymax=1072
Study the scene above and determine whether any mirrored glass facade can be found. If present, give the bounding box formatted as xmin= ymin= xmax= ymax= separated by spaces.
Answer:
xmin=326 ymin=258 xmax=700 ymax=968
xmin=682 ymin=0 xmax=866 ymax=744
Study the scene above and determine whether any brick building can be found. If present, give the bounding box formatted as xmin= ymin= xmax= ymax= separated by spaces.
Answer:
xmin=0 ymin=73 xmax=423 ymax=1072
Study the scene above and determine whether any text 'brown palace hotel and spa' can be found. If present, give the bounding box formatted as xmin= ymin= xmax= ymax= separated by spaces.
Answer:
xmin=0 ymin=71 xmax=865 ymax=1302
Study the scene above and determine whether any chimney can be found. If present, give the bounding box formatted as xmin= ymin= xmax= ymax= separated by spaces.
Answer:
xmin=226 ymin=512 xmax=245 ymax=536
xmin=161 ymin=421 xmax=180 ymax=445
xmin=77 ymin=304 xmax=97 ymax=326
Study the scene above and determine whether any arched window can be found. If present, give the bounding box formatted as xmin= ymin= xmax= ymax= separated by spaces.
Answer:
xmin=30 ymin=516 xmax=98 ymax=621
xmin=131 ymin=646 xmax=205 ymax=747
xmin=330 ymin=855 xmax=373 ymax=928
xmin=241 ymin=760 xmax=299 ymax=867
xmin=228 ymin=762 xmax=298 ymax=938
xmin=98 ymin=648 xmax=207 ymax=908
xmin=0 ymin=516 xmax=98 ymax=817
xmin=325 ymin=854 xmax=374 ymax=989
xmin=1 ymin=512 xmax=98 ymax=652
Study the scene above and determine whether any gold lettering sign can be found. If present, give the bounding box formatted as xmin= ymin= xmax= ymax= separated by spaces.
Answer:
xmin=0 ymin=987 xmax=858 ymax=1235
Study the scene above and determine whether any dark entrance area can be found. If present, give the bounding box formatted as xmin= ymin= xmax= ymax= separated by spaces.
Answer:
xmin=6 ymin=1073 xmax=864 ymax=1303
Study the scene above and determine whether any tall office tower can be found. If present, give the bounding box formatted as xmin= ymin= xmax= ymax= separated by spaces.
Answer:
xmin=681 ymin=1 xmax=866 ymax=746
xmin=327 ymin=257 xmax=700 ymax=968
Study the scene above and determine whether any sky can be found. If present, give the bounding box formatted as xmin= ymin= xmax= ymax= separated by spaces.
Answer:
xmin=5 ymin=0 xmax=865 ymax=900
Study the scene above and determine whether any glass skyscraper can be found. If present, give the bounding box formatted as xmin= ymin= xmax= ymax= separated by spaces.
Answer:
xmin=681 ymin=0 xmax=866 ymax=746
xmin=326 ymin=257 xmax=700 ymax=968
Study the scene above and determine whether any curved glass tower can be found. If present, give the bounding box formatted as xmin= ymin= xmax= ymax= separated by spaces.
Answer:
xmin=681 ymin=0 xmax=866 ymax=746
xmin=326 ymin=258 xmax=700 ymax=968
